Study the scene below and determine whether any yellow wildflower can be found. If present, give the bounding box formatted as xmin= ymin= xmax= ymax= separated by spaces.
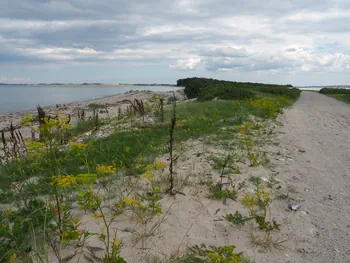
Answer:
xmin=9 ymin=253 xmax=16 ymax=263
xmin=119 ymin=160 xmax=126 ymax=170
xmin=153 ymin=162 xmax=167 ymax=170
xmin=135 ymin=163 xmax=144 ymax=169
xmin=124 ymin=145 xmax=130 ymax=153
xmin=141 ymin=170 xmax=154 ymax=182
xmin=50 ymin=175 xmax=76 ymax=187
xmin=90 ymin=213 xmax=102 ymax=218
xmin=144 ymin=161 xmax=167 ymax=171
xmin=96 ymin=164 xmax=117 ymax=175
xmin=26 ymin=141 xmax=46 ymax=151
xmin=207 ymin=252 xmax=220 ymax=262
xmin=122 ymin=196 xmax=140 ymax=206
xmin=69 ymin=142 xmax=87 ymax=149
xmin=111 ymin=238 xmax=122 ymax=247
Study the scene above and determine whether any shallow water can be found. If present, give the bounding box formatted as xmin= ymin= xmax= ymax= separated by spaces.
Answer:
xmin=0 ymin=85 xmax=177 ymax=114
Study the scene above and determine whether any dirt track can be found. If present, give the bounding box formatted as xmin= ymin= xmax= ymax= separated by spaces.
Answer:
xmin=276 ymin=92 xmax=350 ymax=262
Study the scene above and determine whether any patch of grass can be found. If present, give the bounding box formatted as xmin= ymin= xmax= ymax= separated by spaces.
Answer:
xmin=249 ymin=176 xmax=261 ymax=188
xmin=249 ymin=232 xmax=286 ymax=251
xmin=225 ymin=211 xmax=251 ymax=226
xmin=319 ymin=88 xmax=350 ymax=94
xmin=319 ymin=88 xmax=350 ymax=104
xmin=208 ymin=184 xmax=238 ymax=201
xmin=176 ymin=243 xmax=247 ymax=263
xmin=72 ymin=118 xmax=99 ymax=135
xmin=199 ymin=179 xmax=213 ymax=186
xmin=325 ymin=94 xmax=350 ymax=104
xmin=88 ymin=103 xmax=107 ymax=109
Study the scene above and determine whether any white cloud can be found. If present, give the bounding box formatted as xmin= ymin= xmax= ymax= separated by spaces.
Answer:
xmin=1 ymin=0 xmax=350 ymax=84
xmin=169 ymin=57 xmax=201 ymax=70
xmin=284 ymin=9 xmax=350 ymax=22
xmin=0 ymin=19 xmax=117 ymax=31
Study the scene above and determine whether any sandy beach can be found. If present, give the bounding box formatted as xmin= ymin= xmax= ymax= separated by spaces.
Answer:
xmin=0 ymin=89 xmax=184 ymax=138
xmin=1 ymin=91 xmax=349 ymax=262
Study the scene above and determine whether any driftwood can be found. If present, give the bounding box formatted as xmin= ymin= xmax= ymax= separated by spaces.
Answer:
xmin=0 ymin=125 xmax=21 ymax=133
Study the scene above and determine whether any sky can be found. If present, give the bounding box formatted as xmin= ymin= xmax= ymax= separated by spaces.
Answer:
xmin=1 ymin=0 xmax=350 ymax=86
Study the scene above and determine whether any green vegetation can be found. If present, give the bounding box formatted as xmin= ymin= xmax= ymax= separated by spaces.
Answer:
xmin=319 ymin=88 xmax=350 ymax=104
xmin=0 ymin=77 xmax=301 ymax=262
xmin=176 ymin=244 xmax=246 ymax=263
xmin=208 ymin=184 xmax=238 ymax=200
xmin=178 ymin=77 xmax=300 ymax=101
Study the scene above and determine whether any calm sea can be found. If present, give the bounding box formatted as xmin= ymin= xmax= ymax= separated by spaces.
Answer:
xmin=0 ymin=85 xmax=178 ymax=114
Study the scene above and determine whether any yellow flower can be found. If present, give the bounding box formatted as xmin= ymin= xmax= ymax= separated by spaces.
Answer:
xmin=26 ymin=141 xmax=46 ymax=151
xmin=135 ymin=163 xmax=144 ymax=169
xmin=96 ymin=164 xmax=117 ymax=175
xmin=124 ymin=145 xmax=130 ymax=153
xmin=122 ymin=196 xmax=140 ymax=206
xmin=50 ymin=175 xmax=76 ymax=187
xmin=153 ymin=162 xmax=167 ymax=170
xmin=119 ymin=160 xmax=126 ymax=170
xmin=69 ymin=142 xmax=87 ymax=149
xmin=111 ymin=238 xmax=122 ymax=247
xmin=90 ymin=213 xmax=102 ymax=218
xmin=144 ymin=161 xmax=167 ymax=171
xmin=141 ymin=170 xmax=154 ymax=182
xmin=9 ymin=253 xmax=17 ymax=263
xmin=207 ymin=252 xmax=221 ymax=261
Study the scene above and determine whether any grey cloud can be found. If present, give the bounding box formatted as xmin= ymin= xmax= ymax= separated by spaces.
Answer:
xmin=1 ymin=0 xmax=350 ymax=75
xmin=201 ymin=47 xmax=248 ymax=57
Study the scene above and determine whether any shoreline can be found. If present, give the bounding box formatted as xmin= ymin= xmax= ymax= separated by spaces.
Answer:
xmin=0 ymin=83 xmax=177 ymax=87
xmin=0 ymin=88 xmax=184 ymax=136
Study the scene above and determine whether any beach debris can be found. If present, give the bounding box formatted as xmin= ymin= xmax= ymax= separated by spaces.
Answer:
xmin=260 ymin=177 xmax=269 ymax=183
xmin=122 ymin=227 xmax=137 ymax=233
xmin=324 ymin=194 xmax=333 ymax=201
xmin=304 ymin=187 xmax=311 ymax=193
xmin=289 ymin=204 xmax=301 ymax=211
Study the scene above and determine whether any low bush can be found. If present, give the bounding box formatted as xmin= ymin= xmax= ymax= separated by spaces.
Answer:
xmin=256 ymin=86 xmax=301 ymax=100
xmin=180 ymin=77 xmax=299 ymax=101
xmin=319 ymin=88 xmax=350 ymax=94
xmin=198 ymin=85 xmax=255 ymax=101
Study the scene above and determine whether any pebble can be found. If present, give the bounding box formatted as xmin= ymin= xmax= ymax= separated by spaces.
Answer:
xmin=304 ymin=187 xmax=311 ymax=193
xmin=289 ymin=204 xmax=301 ymax=211
xmin=261 ymin=177 xmax=269 ymax=182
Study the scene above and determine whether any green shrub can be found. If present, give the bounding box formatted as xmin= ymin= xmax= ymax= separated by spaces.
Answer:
xmin=184 ymin=79 xmax=208 ymax=99
xmin=180 ymin=77 xmax=298 ymax=101
xmin=257 ymin=86 xmax=301 ymax=99
xmin=208 ymin=184 xmax=237 ymax=200
xmin=178 ymin=244 xmax=245 ymax=263
xmin=319 ymin=88 xmax=350 ymax=94
xmin=198 ymin=86 xmax=255 ymax=101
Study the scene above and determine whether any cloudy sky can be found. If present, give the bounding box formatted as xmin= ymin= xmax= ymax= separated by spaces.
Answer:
xmin=1 ymin=0 xmax=350 ymax=85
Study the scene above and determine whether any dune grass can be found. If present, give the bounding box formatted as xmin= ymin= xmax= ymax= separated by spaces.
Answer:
xmin=0 ymin=82 xmax=301 ymax=262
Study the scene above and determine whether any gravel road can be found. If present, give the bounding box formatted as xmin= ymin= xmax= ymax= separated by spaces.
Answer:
xmin=276 ymin=91 xmax=350 ymax=263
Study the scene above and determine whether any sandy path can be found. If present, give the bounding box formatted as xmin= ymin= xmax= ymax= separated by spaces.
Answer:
xmin=277 ymin=92 xmax=350 ymax=262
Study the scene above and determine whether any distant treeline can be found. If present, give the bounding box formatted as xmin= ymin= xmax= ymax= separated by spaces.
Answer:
xmin=319 ymin=88 xmax=350 ymax=94
xmin=177 ymin=77 xmax=300 ymax=101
